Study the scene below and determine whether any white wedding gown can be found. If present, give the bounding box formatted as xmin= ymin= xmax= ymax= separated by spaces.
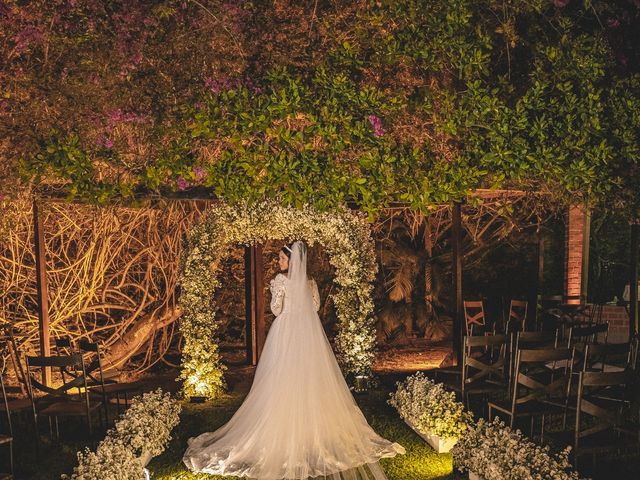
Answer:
xmin=183 ymin=241 xmax=405 ymax=479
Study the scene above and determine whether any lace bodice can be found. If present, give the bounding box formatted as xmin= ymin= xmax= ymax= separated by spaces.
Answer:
xmin=269 ymin=273 xmax=320 ymax=316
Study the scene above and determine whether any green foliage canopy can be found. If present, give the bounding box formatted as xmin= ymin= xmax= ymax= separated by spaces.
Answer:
xmin=2 ymin=0 xmax=639 ymax=215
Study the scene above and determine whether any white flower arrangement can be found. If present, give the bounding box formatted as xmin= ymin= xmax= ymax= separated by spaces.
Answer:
xmin=179 ymin=200 xmax=378 ymax=399
xmin=62 ymin=389 xmax=181 ymax=480
xmin=452 ymin=417 xmax=579 ymax=480
xmin=389 ymin=372 xmax=473 ymax=440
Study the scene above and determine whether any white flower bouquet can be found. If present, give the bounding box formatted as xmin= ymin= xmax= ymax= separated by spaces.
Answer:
xmin=389 ymin=372 xmax=473 ymax=450
xmin=452 ymin=417 xmax=579 ymax=480
xmin=63 ymin=388 xmax=181 ymax=480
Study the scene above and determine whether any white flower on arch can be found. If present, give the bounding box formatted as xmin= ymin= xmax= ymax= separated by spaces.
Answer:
xmin=179 ymin=200 xmax=378 ymax=399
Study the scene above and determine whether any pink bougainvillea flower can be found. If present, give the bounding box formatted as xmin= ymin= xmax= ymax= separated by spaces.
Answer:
xmin=367 ymin=115 xmax=385 ymax=137
xmin=607 ymin=18 xmax=620 ymax=29
xmin=13 ymin=26 xmax=44 ymax=54
xmin=205 ymin=76 xmax=262 ymax=95
xmin=106 ymin=109 xmax=148 ymax=125
xmin=176 ymin=177 xmax=190 ymax=191
xmin=96 ymin=135 xmax=114 ymax=149
xmin=193 ymin=166 xmax=207 ymax=183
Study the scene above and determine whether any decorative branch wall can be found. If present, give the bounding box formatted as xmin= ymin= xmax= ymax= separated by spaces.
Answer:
xmin=0 ymin=199 xmax=200 ymax=377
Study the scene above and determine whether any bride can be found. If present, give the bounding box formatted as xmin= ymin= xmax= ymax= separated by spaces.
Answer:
xmin=183 ymin=241 xmax=405 ymax=479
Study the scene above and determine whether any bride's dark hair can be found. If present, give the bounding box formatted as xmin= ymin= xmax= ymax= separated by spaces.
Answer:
xmin=281 ymin=242 xmax=294 ymax=258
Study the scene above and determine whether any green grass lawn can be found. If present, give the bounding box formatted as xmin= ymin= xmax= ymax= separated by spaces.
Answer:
xmin=150 ymin=388 xmax=458 ymax=480
xmin=12 ymin=384 xmax=459 ymax=479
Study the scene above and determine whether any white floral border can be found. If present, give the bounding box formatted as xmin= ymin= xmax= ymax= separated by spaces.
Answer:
xmin=178 ymin=200 xmax=378 ymax=399
xmin=389 ymin=372 xmax=474 ymax=440
xmin=63 ymin=389 xmax=181 ymax=480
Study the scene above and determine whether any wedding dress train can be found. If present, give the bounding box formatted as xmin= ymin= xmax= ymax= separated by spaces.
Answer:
xmin=183 ymin=241 xmax=405 ymax=479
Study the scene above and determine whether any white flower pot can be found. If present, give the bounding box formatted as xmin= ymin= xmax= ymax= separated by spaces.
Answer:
xmin=468 ymin=471 xmax=483 ymax=480
xmin=404 ymin=419 xmax=458 ymax=453
xmin=139 ymin=450 xmax=153 ymax=467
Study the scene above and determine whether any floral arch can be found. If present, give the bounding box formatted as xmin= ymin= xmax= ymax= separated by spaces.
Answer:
xmin=179 ymin=201 xmax=378 ymax=399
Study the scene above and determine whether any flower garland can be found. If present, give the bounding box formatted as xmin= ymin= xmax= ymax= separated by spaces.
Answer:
xmin=63 ymin=389 xmax=181 ymax=480
xmin=179 ymin=200 xmax=378 ymax=399
xmin=453 ymin=417 xmax=579 ymax=480
xmin=389 ymin=372 xmax=473 ymax=440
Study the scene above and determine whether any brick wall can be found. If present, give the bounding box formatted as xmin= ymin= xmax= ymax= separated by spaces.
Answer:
xmin=601 ymin=305 xmax=630 ymax=343
xmin=565 ymin=205 xmax=587 ymax=304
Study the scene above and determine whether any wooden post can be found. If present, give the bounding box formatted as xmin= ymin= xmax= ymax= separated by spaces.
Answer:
xmin=451 ymin=202 xmax=463 ymax=365
xmin=245 ymin=244 xmax=266 ymax=365
xmin=630 ymin=221 xmax=639 ymax=340
xmin=33 ymin=200 xmax=51 ymax=385
xmin=535 ymin=227 xmax=545 ymax=329
xmin=245 ymin=246 xmax=257 ymax=365
xmin=254 ymin=244 xmax=265 ymax=359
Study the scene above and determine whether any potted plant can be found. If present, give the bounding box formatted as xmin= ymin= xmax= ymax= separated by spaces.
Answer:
xmin=452 ymin=417 xmax=579 ymax=480
xmin=389 ymin=372 xmax=473 ymax=453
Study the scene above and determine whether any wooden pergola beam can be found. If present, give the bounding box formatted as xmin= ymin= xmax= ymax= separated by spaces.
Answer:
xmin=630 ymin=221 xmax=639 ymax=339
xmin=33 ymin=200 xmax=51 ymax=385
xmin=451 ymin=202 xmax=463 ymax=366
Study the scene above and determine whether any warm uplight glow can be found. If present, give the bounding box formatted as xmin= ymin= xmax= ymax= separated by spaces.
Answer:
xmin=189 ymin=375 xmax=208 ymax=395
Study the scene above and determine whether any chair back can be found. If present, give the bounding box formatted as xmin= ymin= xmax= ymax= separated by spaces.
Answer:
xmin=78 ymin=340 xmax=107 ymax=389
xmin=78 ymin=340 xmax=99 ymax=353
xmin=574 ymin=370 xmax=636 ymax=468
xmin=567 ymin=322 xmax=609 ymax=348
xmin=461 ymin=334 xmax=508 ymax=392
xmin=509 ymin=330 xmax=559 ymax=392
xmin=512 ymin=347 xmax=574 ymax=410
xmin=463 ymin=300 xmax=486 ymax=336
xmin=54 ymin=336 xmax=73 ymax=353
xmin=25 ymin=354 xmax=89 ymax=400
xmin=506 ymin=300 xmax=528 ymax=333
xmin=538 ymin=295 xmax=563 ymax=329
xmin=0 ymin=370 xmax=13 ymax=436
xmin=54 ymin=336 xmax=75 ymax=386
xmin=0 ymin=327 xmax=27 ymax=396
xmin=587 ymin=303 xmax=604 ymax=325
xmin=581 ymin=342 xmax=633 ymax=372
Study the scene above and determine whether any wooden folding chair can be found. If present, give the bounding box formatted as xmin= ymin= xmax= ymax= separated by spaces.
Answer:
xmin=489 ymin=347 xmax=574 ymax=440
xmin=54 ymin=336 xmax=76 ymax=388
xmin=447 ymin=334 xmax=508 ymax=410
xmin=628 ymin=336 xmax=639 ymax=371
xmin=571 ymin=370 xmax=639 ymax=469
xmin=538 ymin=294 xmax=563 ymax=330
xmin=0 ymin=333 xmax=31 ymax=410
xmin=580 ymin=342 xmax=633 ymax=373
xmin=505 ymin=300 xmax=528 ymax=333
xmin=463 ymin=300 xmax=486 ymax=336
xmin=566 ymin=322 xmax=609 ymax=348
xmin=0 ymin=328 xmax=27 ymax=397
xmin=78 ymin=340 xmax=149 ymax=416
xmin=509 ymin=330 xmax=559 ymax=392
xmin=0 ymin=372 xmax=14 ymax=478
xmin=26 ymin=354 xmax=102 ymax=439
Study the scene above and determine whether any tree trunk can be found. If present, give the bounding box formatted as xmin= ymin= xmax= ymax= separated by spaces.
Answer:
xmin=102 ymin=306 xmax=182 ymax=373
